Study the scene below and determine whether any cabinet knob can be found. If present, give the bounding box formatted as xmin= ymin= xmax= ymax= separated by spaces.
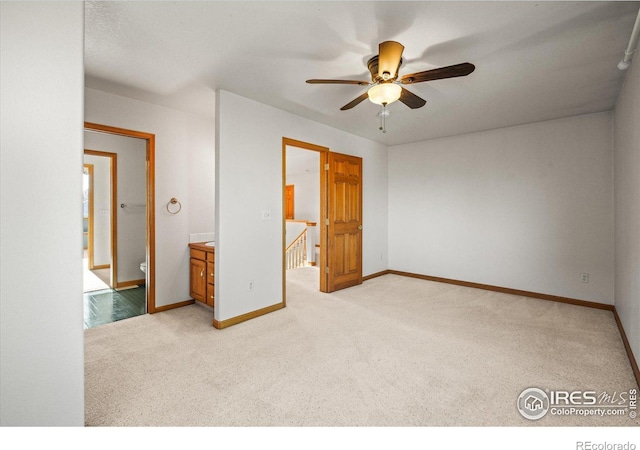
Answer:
xmin=200 ymin=269 xmax=204 ymax=278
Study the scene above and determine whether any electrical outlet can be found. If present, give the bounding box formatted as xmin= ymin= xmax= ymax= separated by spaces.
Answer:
xmin=580 ymin=273 xmax=589 ymax=283
xmin=248 ymin=280 xmax=254 ymax=292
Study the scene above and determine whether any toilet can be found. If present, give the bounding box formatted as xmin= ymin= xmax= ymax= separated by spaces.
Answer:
xmin=140 ymin=261 xmax=147 ymax=274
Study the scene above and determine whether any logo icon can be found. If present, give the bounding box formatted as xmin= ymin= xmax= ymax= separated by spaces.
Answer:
xmin=517 ymin=387 xmax=550 ymax=420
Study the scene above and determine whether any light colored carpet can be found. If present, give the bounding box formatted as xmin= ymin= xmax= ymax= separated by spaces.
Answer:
xmin=84 ymin=267 xmax=639 ymax=426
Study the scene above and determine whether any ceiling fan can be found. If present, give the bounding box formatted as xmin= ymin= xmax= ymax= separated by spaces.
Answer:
xmin=306 ymin=41 xmax=475 ymax=113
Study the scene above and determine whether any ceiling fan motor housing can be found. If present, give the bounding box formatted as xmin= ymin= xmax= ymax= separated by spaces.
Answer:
xmin=367 ymin=55 xmax=403 ymax=83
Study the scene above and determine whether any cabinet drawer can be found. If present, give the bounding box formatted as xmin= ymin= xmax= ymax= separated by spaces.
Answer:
xmin=207 ymin=262 xmax=215 ymax=284
xmin=206 ymin=251 xmax=214 ymax=263
xmin=206 ymin=283 xmax=215 ymax=308
xmin=190 ymin=248 xmax=206 ymax=260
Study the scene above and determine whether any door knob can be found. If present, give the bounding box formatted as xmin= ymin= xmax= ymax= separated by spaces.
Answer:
xmin=358 ymin=225 xmax=363 ymax=230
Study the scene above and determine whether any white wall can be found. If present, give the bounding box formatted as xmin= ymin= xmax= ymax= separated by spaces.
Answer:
xmin=85 ymin=88 xmax=216 ymax=307
xmin=389 ymin=112 xmax=615 ymax=304
xmin=84 ymin=154 xmax=111 ymax=267
xmin=289 ymin=172 xmax=319 ymax=223
xmin=84 ymin=132 xmax=147 ymax=283
xmin=286 ymin=148 xmax=321 ymax=247
xmin=216 ymin=90 xmax=388 ymax=322
xmin=614 ymin=59 xmax=640 ymax=362
xmin=0 ymin=1 xmax=84 ymax=425
xmin=286 ymin=148 xmax=320 ymax=222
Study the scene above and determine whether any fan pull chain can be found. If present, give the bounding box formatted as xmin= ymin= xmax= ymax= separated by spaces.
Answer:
xmin=379 ymin=104 xmax=387 ymax=133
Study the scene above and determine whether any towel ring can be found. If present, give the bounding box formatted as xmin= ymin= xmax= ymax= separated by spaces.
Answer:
xmin=167 ymin=197 xmax=182 ymax=215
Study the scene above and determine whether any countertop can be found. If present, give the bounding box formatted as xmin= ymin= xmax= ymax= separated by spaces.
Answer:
xmin=189 ymin=242 xmax=215 ymax=252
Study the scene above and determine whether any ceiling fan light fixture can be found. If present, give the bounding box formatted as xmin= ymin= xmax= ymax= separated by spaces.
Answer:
xmin=367 ymin=83 xmax=401 ymax=106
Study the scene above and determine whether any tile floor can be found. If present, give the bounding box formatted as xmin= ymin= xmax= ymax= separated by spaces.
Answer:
xmin=83 ymin=286 xmax=146 ymax=329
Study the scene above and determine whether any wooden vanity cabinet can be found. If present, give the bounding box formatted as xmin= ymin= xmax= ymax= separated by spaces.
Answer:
xmin=189 ymin=244 xmax=215 ymax=308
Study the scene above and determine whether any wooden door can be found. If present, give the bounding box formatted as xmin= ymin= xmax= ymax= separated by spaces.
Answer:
xmin=324 ymin=152 xmax=363 ymax=292
xmin=285 ymin=185 xmax=294 ymax=220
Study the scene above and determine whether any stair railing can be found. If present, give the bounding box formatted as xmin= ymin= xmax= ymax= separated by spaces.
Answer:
xmin=285 ymin=228 xmax=307 ymax=270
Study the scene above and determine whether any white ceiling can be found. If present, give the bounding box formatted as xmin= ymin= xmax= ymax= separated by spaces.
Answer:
xmin=84 ymin=1 xmax=640 ymax=146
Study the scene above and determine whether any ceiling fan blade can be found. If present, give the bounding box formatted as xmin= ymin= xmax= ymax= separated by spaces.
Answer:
xmin=400 ymin=62 xmax=475 ymax=84
xmin=306 ymin=79 xmax=370 ymax=86
xmin=340 ymin=92 xmax=369 ymax=111
xmin=378 ymin=41 xmax=404 ymax=80
xmin=399 ymin=88 xmax=427 ymax=109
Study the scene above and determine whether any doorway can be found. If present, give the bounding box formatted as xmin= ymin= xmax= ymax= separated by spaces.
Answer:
xmin=82 ymin=153 xmax=114 ymax=293
xmin=284 ymin=144 xmax=322 ymax=295
xmin=282 ymin=137 xmax=363 ymax=303
xmin=83 ymin=122 xmax=156 ymax=328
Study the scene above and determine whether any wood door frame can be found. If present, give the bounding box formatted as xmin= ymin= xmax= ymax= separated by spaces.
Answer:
xmin=85 ymin=122 xmax=157 ymax=313
xmin=84 ymin=150 xmax=116 ymax=283
xmin=282 ymin=137 xmax=330 ymax=305
xmin=83 ymin=164 xmax=94 ymax=268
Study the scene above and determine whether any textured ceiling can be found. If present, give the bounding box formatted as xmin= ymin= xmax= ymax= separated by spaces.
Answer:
xmin=84 ymin=1 xmax=640 ymax=146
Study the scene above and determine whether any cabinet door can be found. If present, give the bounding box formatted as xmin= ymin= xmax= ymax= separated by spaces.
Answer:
xmin=190 ymin=258 xmax=206 ymax=303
